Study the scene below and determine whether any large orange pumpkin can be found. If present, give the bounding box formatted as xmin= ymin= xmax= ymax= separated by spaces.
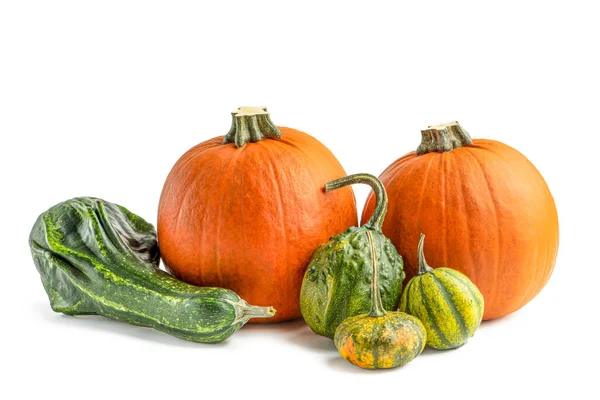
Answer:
xmin=158 ymin=107 xmax=357 ymax=322
xmin=362 ymin=122 xmax=558 ymax=320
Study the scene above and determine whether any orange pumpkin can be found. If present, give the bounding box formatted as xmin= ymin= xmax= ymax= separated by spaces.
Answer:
xmin=158 ymin=107 xmax=357 ymax=322
xmin=362 ymin=122 xmax=558 ymax=320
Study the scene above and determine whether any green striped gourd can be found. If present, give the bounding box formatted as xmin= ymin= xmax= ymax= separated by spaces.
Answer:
xmin=300 ymin=174 xmax=405 ymax=339
xmin=399 ymin=234 xmax=484 ymax=349
xmin=29 ymin=197 xmax=275 ymax=343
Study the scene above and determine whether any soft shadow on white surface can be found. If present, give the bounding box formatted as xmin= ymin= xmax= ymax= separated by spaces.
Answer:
xmin=240 ymin=317 xmax=307 ymax=343
xmin=478 ymin=313 xmax=518 ymax=329
xmin=242 ymin=317 xmax=306 ymax=333
xmin=419 ymin=346 xmax=454 ymax=357
xmin=325 ymin=355 xmax=373 ymax=374
xmin=326 ymin=354 xmax=422 ymax=374
xmin=327 ymin=346 xmax=447 ymax=372
xmin=288 ymin=325 xmax=337 ymax=353
xmin=32 ymin=301 xmax=229 ymax=348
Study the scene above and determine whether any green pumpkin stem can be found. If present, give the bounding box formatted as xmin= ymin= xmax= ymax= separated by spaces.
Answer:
xmin=223 ymin=106 xmax=281 ymax=148
xmin=417 ymin=233 xmax=434 ymax=275
xmin=416 ymin=121 xmax=472 ymax=155
xmin=367 ymin=230 xmax=386 ymax=317
xmin=324 ymin=173 xmax=387 ymax=231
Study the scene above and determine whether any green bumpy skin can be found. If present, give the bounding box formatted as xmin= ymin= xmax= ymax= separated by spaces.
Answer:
xmin=300 ymin=226 xmax=405 ymax=339
xmin=400 ymin=268 xmax=484 ymax=349
xmin=29 ymin=197 xmax=274 ymax=343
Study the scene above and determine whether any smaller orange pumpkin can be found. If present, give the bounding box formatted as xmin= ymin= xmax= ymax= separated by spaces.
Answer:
xmin=362 ymin=121 xmax=559 ymax=320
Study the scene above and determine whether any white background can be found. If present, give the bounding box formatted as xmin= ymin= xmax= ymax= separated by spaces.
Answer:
xmin=1 ymin=1 xmax=598 ymax=399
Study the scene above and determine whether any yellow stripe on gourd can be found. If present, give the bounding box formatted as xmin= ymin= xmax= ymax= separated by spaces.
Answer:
xmin=436 ymin=269 xmax=484 ymax=333
xmin=421 ymin=274 xmax=466 ymax=347
xmin=440 ymin=268 xmax=485 ymax=312
xmin=402 ymin=278 xmax=448 ymax=348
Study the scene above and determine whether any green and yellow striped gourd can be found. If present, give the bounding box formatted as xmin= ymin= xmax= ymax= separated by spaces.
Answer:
xmin=399 ymin=234 xmax=484 ymax=349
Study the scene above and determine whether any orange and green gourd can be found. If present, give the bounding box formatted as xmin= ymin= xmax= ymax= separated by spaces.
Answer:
xmin=300 ymin=174 xmax=405 ymax=339
xmin=399 ymin=234 xmax=484 ymax=350
xmin=333 ymin=226 xmax=426 ymax=369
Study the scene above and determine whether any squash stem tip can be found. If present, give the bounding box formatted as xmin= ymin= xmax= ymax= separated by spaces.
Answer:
xmin=245 ymin=305 xmax=276 ymax=318
xmin=232 ymin=299 xmax=276 ymax=324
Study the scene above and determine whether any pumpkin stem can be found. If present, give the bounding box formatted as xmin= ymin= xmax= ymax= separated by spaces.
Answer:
xmin=417 ymin=233 xmax=434 ymax=275
xmin=366 ymin=230 xmax=386 ymax=317
xmin=417 ymin=121 xmax=472 ymax=155
xmin=324 ymin=173 xmax=387 ymax=231
xmin=223 ymin=106 xmax=281 ymax=148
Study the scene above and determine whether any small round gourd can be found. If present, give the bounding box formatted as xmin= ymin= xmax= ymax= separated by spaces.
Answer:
xmin=334 ymin=312 xmax=426 ymax=369
xmin=300 ymin=174 xmax=404 ymax=339
xmin=334 ymin=229 xmax=425 ymax=369
xmin=399 ymin=234 xmax=484 ymax=350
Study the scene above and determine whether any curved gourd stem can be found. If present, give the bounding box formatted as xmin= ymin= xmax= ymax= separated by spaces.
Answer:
xmin=417 ymin=121 xmax=472 ymax=155
xmin=325 ymin=173 xmax=389 ymax=316
xmin=223 ymin=106 xmax=281 ymax=148
xmin=367 ymin=230 xmax=386 ymax=317
xmin=324 ymin=173 xmax=387 ymax=231
xmin=417 ymin=233 xmax=434 ymax=275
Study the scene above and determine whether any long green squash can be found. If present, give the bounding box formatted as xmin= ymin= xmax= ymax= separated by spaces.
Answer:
xmin=29 ymin=197 xmax=275 ymax=343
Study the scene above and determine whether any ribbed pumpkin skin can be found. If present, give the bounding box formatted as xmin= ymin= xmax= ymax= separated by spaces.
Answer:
xmin=400 ymin=268 xmax=483 ymax=349
xmin=362 ymin=139 xmax=559 ymax=320
xmin=334 ymin=313 xmax=426 ymax=369
xmin=158 ymin=127 xmax=357 ymax=322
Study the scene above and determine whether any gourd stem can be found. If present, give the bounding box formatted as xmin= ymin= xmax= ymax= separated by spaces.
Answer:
xmin=367 ymin=230 xmax=386 ymax=317
xmin=223 ymin=106 xmax=281 ymax=148
xmin=417 ymin=233 xmax=434 ymax=275
xmin=417 ymin=121 xmax=472 ymax=155
xmin=233 ymin=300 xmax=277 ymax=324
xmin=325 ymin=174 xmax=388 ymax=317
xmin=324 ymin=173 xmax=387 ymax=231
